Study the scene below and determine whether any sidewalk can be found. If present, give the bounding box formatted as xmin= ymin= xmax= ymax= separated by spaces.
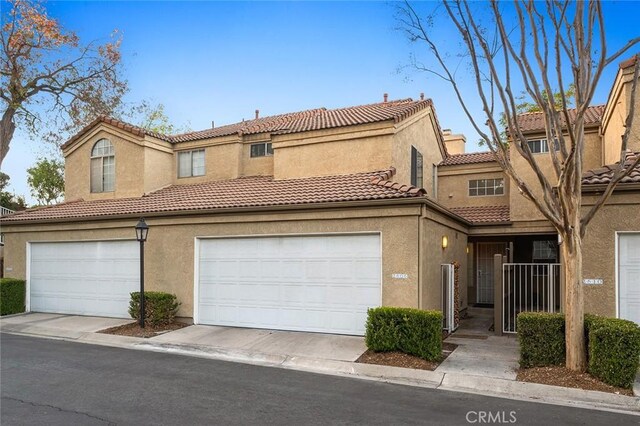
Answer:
xmin=1 ymin=313 xmax=638 ymax=415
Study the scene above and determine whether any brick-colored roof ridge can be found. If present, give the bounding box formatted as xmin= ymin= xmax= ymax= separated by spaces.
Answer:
xmin=619 ymin=55 xmax=638 ymax=69
xmin=582 ymin=151 xmax=640 ymax=185
xmin=62 ymin=115 xmax=174 ymax=149
xmin=369 ymin=167 xmax=426 ymax=195
xmin=450 ymin=205 xmax=510 ymax=224
xmin=514 ymin=104 xmax=605 ymax=133
xmin=1 ymin=169 xmax=427 ymax=223
xmin=439 ymin=151 xmax=497 ymax=166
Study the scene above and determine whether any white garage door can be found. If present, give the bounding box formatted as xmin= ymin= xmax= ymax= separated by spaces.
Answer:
xmin=619 ymin=233 xmax=640 ymax=325
xmin=197 ymin=234 xmax=381 ymax=335
xmin=29 ymin=241 xmax=139 ymax=318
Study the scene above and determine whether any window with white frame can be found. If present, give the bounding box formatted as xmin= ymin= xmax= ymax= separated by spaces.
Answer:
xmin=250 ymin=142 xmax=273 ymax=157
xmin=527 ymin=138 xmax=560 ymax=154
xmin=177 ymin=149 xmax=205 ymax=178
xmin=468 ymin=178 xmax=504 ymax=196
xmin=90 ymin=139 xmax=115 ymax=193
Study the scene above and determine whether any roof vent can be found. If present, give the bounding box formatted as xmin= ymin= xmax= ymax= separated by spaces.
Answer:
xmin=383 ymin=93 xmax=388 ymax=103
xmin=420 ymin=92 xmax=425 ymax=100
xmin=211 ymin=120 xmax=215 ymax=129
xmin=255 ymin=109 xmax=260 ymax=119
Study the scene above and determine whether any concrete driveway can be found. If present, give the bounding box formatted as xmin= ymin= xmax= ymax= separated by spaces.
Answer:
xmin=1 ymin=313 xmax=366 ymax=363
xmin=150 ymin=325 xmax=366 ymax=362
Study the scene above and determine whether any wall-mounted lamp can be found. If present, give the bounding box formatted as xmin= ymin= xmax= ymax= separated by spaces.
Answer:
xmin=442 ymin=235 xmax=448 ymax=249
xmin=466 ymin=245 xmax=470 ymax=254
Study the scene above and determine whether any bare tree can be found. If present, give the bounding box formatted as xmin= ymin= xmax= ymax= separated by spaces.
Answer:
xmin=398 ymin=0 xmax=640 ymax=371
xmin=0 ymin=0 xmax=127 ymax=166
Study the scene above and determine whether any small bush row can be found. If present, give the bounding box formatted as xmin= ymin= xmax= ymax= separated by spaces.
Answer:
xmin=128 ymin=291 xmax=180 ymax=326
xmin=517 ymin=312 xmax=640 ymax=389
xmin=365 ymin=307 xmax=443 ymax=361
xmin=0 ymin=278 xmax=26 ymax=316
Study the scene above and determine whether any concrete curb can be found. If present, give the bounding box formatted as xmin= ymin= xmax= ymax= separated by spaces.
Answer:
xmin=2 ymin=329 xmax=639 ymax=415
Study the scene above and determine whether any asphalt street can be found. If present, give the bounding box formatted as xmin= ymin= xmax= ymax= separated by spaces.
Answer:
xmin=1 ymin=333 xmax=638 ymax=426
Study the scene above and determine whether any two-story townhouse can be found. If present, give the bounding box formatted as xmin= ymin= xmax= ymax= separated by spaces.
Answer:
xmin=1 ymin=97 xmax=471 ymax=336
xmin=437 ymin=58 xmax=640 ymax=333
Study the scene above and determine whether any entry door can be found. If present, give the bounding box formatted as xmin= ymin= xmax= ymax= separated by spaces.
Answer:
xmin=476 ymin=242 xmax=508 ymax=304
xmin=619 ymin=233 xmax=640 ymax=325
xmin=196 ymin=234 xmax=381 ymax=335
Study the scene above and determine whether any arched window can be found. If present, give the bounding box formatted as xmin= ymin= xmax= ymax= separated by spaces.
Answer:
xmin=90 ymin=139 xmax=115 ymax=192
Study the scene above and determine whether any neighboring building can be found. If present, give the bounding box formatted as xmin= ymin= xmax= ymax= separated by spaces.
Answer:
xmin=2 ymin=59 xmax=639 ymax=336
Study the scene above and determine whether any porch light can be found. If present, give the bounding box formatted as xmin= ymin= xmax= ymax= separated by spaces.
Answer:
xmin=135 ymin=218 xmax=149 ymax=328
xmin=135 ymin=218 xmax=149 ymax=242
xmin=442 ymin=235 xmax=448 ymax=249
xmin=466 ymin=245 xmax=470 ymax=254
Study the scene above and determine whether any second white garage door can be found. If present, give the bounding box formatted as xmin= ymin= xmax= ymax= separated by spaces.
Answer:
xmin=196 ymin=234 xmax=381 ymax=335
xmin=619 ymin=233 xmax=640 ymax=325
xmin=29 ymin=240 xmax=139 ymax=318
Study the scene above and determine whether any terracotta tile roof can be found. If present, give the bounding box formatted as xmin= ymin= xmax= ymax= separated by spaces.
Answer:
xmin=172 ymin=98 xmax=433 ymax=142
xmin=1 ymin=169 xmax=426 ymax=224
xmin=440 ymin=151 xmax=497 ymax=166
xmin=63 ymin=98 xmax=435 ymax=148
xmin=62 ymin=116 xmax=174 ymax=148
xmin=619 ymin=55 xmax=638 ymax=69
xmin=450 ymin=205 xmax=510 ymax=224
xmin=582 ymin=152 xmax=640 ymax=185
xmin=515 ymin=105 xmax=605 ymax=133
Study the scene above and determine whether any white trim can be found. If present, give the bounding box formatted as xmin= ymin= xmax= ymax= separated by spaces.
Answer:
xmin=192 ymin=231 xmax=384 ymax=332
xmin=25 ymin=242 xmax=31 ymax=313
xmin=193 ymin=237 xmax=200 ymax=325
xmin=26 ymin=237 xmax=136 ymax=244
xmin=614 ymin=231 xmax=640 ymax=319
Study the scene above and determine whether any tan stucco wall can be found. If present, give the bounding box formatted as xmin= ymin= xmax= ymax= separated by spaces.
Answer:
xmin=437 ymin=166 xmax=508 ymax=209
xmin=143 ymin=144 xmax=174 ymax=194
xmin=420 ymin=208 xmax=469 ymax=312
xmin=64 ymin=129 xmax=146 ymax=200
xmin=173 ymin=142 xmax=242 ymax=184
xmin=272 ymin=125 xmax=394 ymax=180
xmin=241 ymin=143 xmax=274 ymax=177
xmin=2 ymin=204 xmax=458 ymax=318
xmin=508 ymin=131 xmax=600 ymax=222
xmin=581 ymin=191 xmax=640 ymax=317
xmin=602 ymin=67 xmax=640 ymax=165
xmin=393 ymin=110 xmax=445 ymax=196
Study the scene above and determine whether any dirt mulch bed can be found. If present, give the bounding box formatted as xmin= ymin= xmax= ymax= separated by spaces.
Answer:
xmin=356 ymin=342 xmax=457 ymax=371
xmin=99 ymin=321 xmax=189 ymax=339
xmin=517 ymin=366 xmax=634 ymax=396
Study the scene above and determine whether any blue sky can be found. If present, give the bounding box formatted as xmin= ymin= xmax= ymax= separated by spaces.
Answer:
xmin=2 ymin=1 xmax=639 ymax=203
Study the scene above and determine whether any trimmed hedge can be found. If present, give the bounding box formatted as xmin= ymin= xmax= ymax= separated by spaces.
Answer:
xmin=0 ymin=278 xmax=26 ymax=316
xmin=517 ymin=312 xmax=565 ymax=368
xmin=128 ymin=292 xmax=180 ymax=326
xmin=518 ymin=312 xmax=640 ymax=389
xmin=365 ymin=307 xmax=442 ymax=361
xmin=587 ymin=316 xmax=640 ymax=389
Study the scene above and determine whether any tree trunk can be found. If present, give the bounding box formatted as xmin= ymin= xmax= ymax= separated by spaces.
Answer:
xmin=0 ymin=107 xmax=17 ymax=168
xmin=561 ymin=227 xmax=586 ymax=371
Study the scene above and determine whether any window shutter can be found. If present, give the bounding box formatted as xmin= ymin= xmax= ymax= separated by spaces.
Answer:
xmin=410 ymin=146 xmax=417 ymax=187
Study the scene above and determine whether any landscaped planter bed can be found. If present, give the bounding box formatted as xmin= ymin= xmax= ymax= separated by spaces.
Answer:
xmin=99 ymin=321 xmax=189 ymax=338
xmin=356 ymin=342 xmax=457 ymax=371
xmin=516 ymin=366 xmax=635 ymax=396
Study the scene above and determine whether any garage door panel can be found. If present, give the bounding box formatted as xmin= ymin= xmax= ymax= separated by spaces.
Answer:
xmin=29 ymin=241 xmax=138 ymax=318
xmin=619 ymin=234 xmax=640 ymax=325
xmin=197 ymin=234 xmax=381 ymax=335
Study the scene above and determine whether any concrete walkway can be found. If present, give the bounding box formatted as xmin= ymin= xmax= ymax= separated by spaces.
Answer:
xmin=1 ymin=313 xmax=638 ymax=415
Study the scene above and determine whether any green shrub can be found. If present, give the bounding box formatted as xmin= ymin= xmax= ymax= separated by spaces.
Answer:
xmin=0 ymin=278 xmax=26 ymax=316
xmin=365 ymin=307 xmax=442 ymax=361
xmin=587 ymin=317 xmax=640 ymax=389
xmin=517 ymin=312 xmax=565 ymax=368
xmin=128 ymin=292 xmax=180 ymax=326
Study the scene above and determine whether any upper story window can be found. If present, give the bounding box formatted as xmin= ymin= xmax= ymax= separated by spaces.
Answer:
xmin=468 ymin=178 xmax=504 ymax=196
xmin=411 ymin=146 xmax=424 ymax=188
xmin=178 ymin=149 xmax=205 ymax=178
xmin=527 ymin=138 xmax=560 ymax=154
xmin=90 ymin=139 xmax=115 ymax=193
xmin=250 ymin=142 xmax=273 ymax=157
